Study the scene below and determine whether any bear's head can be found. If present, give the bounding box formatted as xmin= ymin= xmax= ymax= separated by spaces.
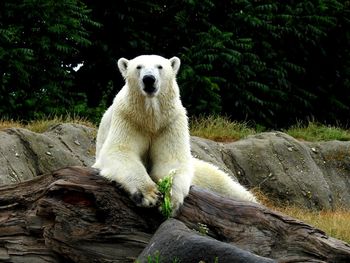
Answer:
xmin=117 ymin=55 xmax=180 ymax=98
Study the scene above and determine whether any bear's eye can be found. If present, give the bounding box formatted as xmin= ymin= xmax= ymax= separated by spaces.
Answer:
xmin=157 ymin=65 xmax=163 ymax=70
xmin=136 ymin=65 xmax=142 ymax=70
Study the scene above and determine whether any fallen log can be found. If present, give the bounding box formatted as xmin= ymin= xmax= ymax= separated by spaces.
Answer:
xmin=176 ymin=189 xmax=350 ymax=263
xmin=0 ymin=166 xmax=349 ymax=262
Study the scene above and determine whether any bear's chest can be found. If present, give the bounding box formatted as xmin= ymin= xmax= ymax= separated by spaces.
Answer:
xmin=129 ymin=97 xmax=174 ymax=134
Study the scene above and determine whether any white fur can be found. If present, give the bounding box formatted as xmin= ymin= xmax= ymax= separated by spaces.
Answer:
xmin=192 ymin=159 xmax=257 ymax=202
xmin=93 ymin=54 xmax=257 ymax=213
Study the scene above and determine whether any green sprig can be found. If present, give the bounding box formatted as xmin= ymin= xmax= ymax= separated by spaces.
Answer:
xmin=157 ymin=170 xmax=175 ymax=218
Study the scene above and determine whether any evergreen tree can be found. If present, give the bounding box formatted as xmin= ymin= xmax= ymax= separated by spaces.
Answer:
xmin=0 ymin=0 xmax=98 ymax=119
xmin=1 ymin=0 xmax=349 ymax=128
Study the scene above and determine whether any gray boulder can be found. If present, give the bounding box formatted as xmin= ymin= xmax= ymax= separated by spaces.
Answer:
xmin=192 ymin=132 xmax=350 ymax=209
xmin=0 ymin=123 xmax=95 ymax=185
xmin=1 ymin=123 xmax=349 ymax=210
xmin=137 ymin=218 xmax=275 ymax=263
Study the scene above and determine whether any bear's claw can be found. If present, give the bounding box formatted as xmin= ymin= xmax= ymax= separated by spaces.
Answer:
xmin=131 ymin=191 xmax=144 ymax=205
xmin=131 ymin=188 xmax=162 ymax=207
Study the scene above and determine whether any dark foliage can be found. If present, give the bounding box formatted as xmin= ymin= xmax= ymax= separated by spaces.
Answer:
xmin=0 ymin=0 xmax=99 ymax=119
xmin=1 ymin=0 xmax=349 ymax=128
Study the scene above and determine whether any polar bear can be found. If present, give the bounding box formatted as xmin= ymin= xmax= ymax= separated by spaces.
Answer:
xmin=93 ymin=55 xmax=257 ymax=213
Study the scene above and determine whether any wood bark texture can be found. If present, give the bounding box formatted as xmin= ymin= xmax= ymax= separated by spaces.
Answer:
xmin=0 ymin=166 xmax=349 ymax=262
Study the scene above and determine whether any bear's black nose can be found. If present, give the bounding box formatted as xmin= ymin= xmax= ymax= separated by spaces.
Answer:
xmin=142 ymin=75 xmax=156 ymax=93
xmin=142 ymin=75 xmax=156 ymax=86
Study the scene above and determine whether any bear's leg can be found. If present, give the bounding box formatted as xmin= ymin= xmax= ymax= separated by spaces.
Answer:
xmin=192 ymin=158 xmax=258 ymax=203
xmin=94 ymin=113 xmax=162 ymax=207
xmin=94 ymin=153 xmax=161 ymax=207
xmin=149 ymin=128 xmax=194 ymax=213
xmin=151 ymin=161 xmax=193 ymax=213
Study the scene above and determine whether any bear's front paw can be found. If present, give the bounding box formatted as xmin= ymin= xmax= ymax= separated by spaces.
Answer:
xmin=131 ymin=185 xmax=162 ymax=207
xmin=169 ymin=193 xmax=185 ymax=216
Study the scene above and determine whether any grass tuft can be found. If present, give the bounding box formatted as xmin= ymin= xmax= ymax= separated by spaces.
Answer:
xmin=0 ymin=119 xmax=23 ymax=130
xmin=285 ymin=122 xmax=350 ymax=141
xmin=252 ymin=188 xmax=350 ymax=244
xmin=0 ymin=115 xmax=95 ymax=133
xmin=190 ymin=115 xmax=255 ymax=142
xmin=190 ymin=116 xmax=350 ymax=142
xmin=275 ymin=206 xmax=350 ymax=244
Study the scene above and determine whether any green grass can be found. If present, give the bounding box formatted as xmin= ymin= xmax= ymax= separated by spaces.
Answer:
xmin=189 ymin=115 xmax=256 ymax=142
xmin=0 ymin=115 xmax=95 ymax=133
xmin=284 ymin=122 xmax=350 ymax=141
xmin=134 ymin=251 xmax=180 ymax=263
xmin=189 ymin=115 xmax=350 ymax=142
xmin=3 ymin=115 xmax=349 ymax=142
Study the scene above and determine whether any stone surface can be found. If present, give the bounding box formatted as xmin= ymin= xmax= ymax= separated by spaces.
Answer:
xmin=0 ymin=123 xmax=95 ymax=185
xmin=192 ymin=132 xmax=350 ymax=209
xmin=137 ymin=218 xmax=275 ymax=263
xmin=1 ymin=124 xmax=350 ymax=209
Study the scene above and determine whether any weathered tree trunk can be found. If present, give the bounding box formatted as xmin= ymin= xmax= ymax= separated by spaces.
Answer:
xmin=176 ymin=189 xmax=350 ymax=262
xmin=0 ymin=166 xmax=349 ymax=262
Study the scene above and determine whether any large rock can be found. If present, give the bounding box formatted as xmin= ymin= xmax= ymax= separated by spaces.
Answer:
xmin=137 ymin=218 xmax=275 ymax=263
xmin=0 ymin=123 xmax=95 ymax=185
xmin=305 ymin=140 xmax=350 ymax=207
xmin=192 ymin=132 xmax=350 ymax=209
xmin=1 ymin=124 xmax=350 ymax=209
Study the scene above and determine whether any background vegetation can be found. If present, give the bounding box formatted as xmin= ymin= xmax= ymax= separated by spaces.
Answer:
xmin=1 ymin=0 xmax=350 ymax=128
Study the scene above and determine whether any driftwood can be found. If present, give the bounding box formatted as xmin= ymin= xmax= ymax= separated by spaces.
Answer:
xmin=0 ymin=166 xmax=349 ymax=262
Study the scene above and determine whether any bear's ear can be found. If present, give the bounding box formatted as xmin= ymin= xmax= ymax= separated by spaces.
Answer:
xmin=169 ymin=57 xmax=181 ymax=74
xmin=117 ymin=58 xmax=129 ymax=78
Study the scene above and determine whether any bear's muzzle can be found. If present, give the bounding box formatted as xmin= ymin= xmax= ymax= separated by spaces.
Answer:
xmin=142 ymin=75 xmax=157 ymax=94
